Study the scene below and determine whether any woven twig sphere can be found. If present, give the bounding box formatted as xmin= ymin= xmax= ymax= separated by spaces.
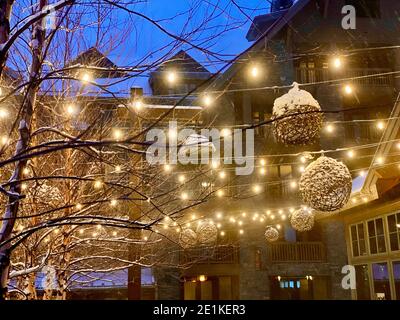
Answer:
xmin=179 ymin=229 xmax=198 ymax=249
xmin=299 ymin=156 xmax=352 ymax=212
xmin=265 ymin=226 xmax=279 ymax=242
xmin=290 ymin=208 xmax=315 ymax=232
xmin=196 ymin=220 xmax=218 ymax=245
xmin=272 ymin=82 xmax=323 ymax=145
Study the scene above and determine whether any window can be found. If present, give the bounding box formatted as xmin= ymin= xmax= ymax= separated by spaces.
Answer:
xmin=372 ymin=263 xmax=391 ymax=300
xmin=350 ymin=223 xmax=367 ymax=257
xmin=387 ymin=213 xmax=400 ymax=251
xmin=367 ymin=218 xmax=386 ymax=254
xmin=355 ymin=265 xmax=371 ymax=300
xmin=393 ymin=261 xmax=400 ymax=300
xmin=345 ymin=0 xmax=381 ymax=18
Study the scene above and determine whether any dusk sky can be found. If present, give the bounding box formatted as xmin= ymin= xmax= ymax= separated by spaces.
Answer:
xmin=108 ymin=0 xmax=270 ymax=93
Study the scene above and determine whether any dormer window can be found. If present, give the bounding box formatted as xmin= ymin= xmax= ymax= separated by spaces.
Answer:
xmin=345 ymin=0 xmax=381 ymax=18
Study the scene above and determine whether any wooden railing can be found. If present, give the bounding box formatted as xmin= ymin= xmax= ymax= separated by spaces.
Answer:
xmin=179 ymin=245 xmax=239 ymax=265
xmin=268 ymin=242 xmax=326 ymax=263
xmin=295 ymin=67 xmax=393 ymax=87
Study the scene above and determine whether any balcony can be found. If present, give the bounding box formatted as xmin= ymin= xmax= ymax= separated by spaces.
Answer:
xmin=295 ymin=67 xmax=393 ymax=87
xmin=179 ymin=245 xmax=239 ymax=265
xmin=268 ymin=242 xmax=326 ymax=263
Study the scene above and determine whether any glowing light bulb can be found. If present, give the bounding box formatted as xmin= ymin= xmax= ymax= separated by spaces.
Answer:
xmin=376 ymin=157 xmax=384 ymax=165
xmin=94 ymin=180 xmax=102 ymax=189
xmin=299 ymin=166 xmax=305 ymax=173
xmin=133 ymin=100 xmax=143 ymax=111
xmin=221 ymin=128 xmax=231 ymax=137
xmin=22 ymin=167 xmax=30 ymax=175
xmin=259 ymin=167 xmax=267 ymax=175
xmin=332 ymin=57 xmax=342 ymax=69
xmin=21 ymin=183 xmax=27 ymax=191
xmin=216 ymin=212 xmax=223 ymax=219
xmin=76 ymin=203 xmax=83 ymax=210
xmin=66 ymin=104 xmax=77 ymax=116
xmin=326 ymin=124 xmax=335 ymax=133
xmin=110 ymin=199 xmax=118 ymax=206
xmin=220 ymin=231 xmax=225 ymax=236
xmin=344 ymin=85 xmax=353 ymax=95
xmin=0 ymin=136 xmax=8 ymax=145
xmin=203 ymin=95 xmax=212 ymax=107
xmin=242 ymin=212 xmax=247 ymax=217
xmin=276 ymin=224 xmax=281 ymax=230
xmin=290 ymin=181 xmax=297 ymax=189
xmin=216 ymin=189 xmax=224 ymax=197
xmin=260 ymin=159 xmax=266 ymax=166
xmin=167 ymin=71 xmax=176 ymax=84
xmin=178 ymin=174 xmax=186 ymax=183
xmin=79 ymin=229 xmax=84 ymax=235
xmin=219 ymin=171 xmax=226 ymax=179
xmin=0 ymin=108 xmax=8 ymax=118
xmin=112 ymin=231 xmax=117 ymax=236
xmin=376 ymin=121 xmax=385 ymax=131
xmin=347 ymin=150 xmax=354 ymax=158
xmin=250 ymin=66 xmax=259 ymax=78
xmin=115 ymin=165 xmax=121 ymax=173
xmin=81 ymin=72 xmax=92 ymax=83
xmin=181 ymin=192 xmax=188 ymax=200
xmin=300 ymin=156 xmax=307 ymax=163
xmin=211 ymin=161 xmax=220 ymax=169
xmin=113 ymin=129 xmax=123 ymax=141
xmin=359 ymin=170 xmax=366 ymax=177
xmin=239 ymin=229 xmax=244 ymax=235
xmin=164 ymin=164 xmax=172 ymax=172
xmin=352 ymin=198 xmax=357 ymax=204
xmin=253 ymin=184 xmax=261 ymax=193
xmin=289 ymin=208 xmax=295 ymax=213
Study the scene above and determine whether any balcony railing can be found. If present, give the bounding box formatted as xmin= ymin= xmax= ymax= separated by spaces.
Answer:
xmin=295 ymin=67 xmax=393 ymax=87
xmin=268 ymin=242 xmax=326 ymax=263
xmin=179 ymin=245 xmax=239 ymax=265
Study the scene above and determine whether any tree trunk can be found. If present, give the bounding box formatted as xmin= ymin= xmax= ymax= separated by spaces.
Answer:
xmin=0 ymin=0 xmax=47 ymax=299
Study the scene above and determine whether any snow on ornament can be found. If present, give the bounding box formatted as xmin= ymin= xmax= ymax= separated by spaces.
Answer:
xmin=196 ymin=219 xmax=218 ymax=245
xmin=264 ymin=226 xmax=279 ymax=242
xmin=290 ymin=208 xmax=315 ymax=232
xmin=299 ymin=156 xmax=352 ymax=212
xmin=179 ymin=228 xmax=198 ymax=249
xmin=272 ymin=82 xmax=323 ymax=145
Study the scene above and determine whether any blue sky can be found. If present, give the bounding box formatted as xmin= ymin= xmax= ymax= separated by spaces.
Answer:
xmin=105 ymin=0 xmax=270 ymax=93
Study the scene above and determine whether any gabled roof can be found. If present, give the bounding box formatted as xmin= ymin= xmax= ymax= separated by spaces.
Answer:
xmin=66 ymin=47 xmax=126 ymax=78
xmin=151 ymin=50 xmax=211 ymax=76
xmin=246 ymin=9 xmax=289 ymax=42
xmin=209 ymin=0 xmax=311 ymax=91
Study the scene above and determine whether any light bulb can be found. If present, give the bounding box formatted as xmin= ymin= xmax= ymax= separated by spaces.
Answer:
xmin=216 ymin=190 xmax=224 ymax=197
xmin=347 ymin=150 xmax=354 ymax=158
xmin=259 ymin=167 xmax=267 ymax=175
xmin=113 ymin=129 xmax=123 ymax=141
xmin=0 ymin=108 xmax=8 ymax=118
xmin=344 ymin=85 xmax=353 ymax=95
xmin=376 ymin=121 xmax=385 ymax=131
xmin=326 ymin=124 xmax=335 ymax=133
xmin=115 ymin=165 xmax=121 ymax=173
xmin=181 ymin=192 xmax=188 ymax=200
xmin=110 ymin=199 xmax=118 ymax=206
xmin=260 ymin=159 xmax=266 ymax=166
xmin=133 ymin=100 xmax=143 ymax=111
xmin=219 ymin=171 xmax=226 ymax=179
xmin=221 ymin=128 xmax=231 ymax=137
xmin=164 ymin=164 xmax=172 ymax=172
xmin=178 ymin=174 xmax=186 ymax=183
xmin=332 ymin=57 xmax=342 ymax=69
xmin=81 ymin=72 xmax=92 ymax=83
xmin=94 ymin=180 xmax=103 ymax=189
xmin=167 ymin=71 xmax=176 ymax=84
xmin=203 ymin=95 xmax=212 ymax=107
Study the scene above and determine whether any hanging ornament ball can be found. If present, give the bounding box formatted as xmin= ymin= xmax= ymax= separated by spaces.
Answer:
xmin=272 ymin=82 xmax=323 ymax=145
xmin=179 ymin=228 xmax=198 ymax=249
xmin=196 ymin=219 xmax=218 ymax=245
xmin=299 ymin=156 xmax=352 ymax=212
xmin=290 ymin=208 xmax=315 ymax=232
xmin=264 ymin=226 xmax=279 ymax=242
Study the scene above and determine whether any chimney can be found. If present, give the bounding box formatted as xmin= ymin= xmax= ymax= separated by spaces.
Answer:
xmin=271 ymin=0 xmax=293 ymax=13
xmin=130 ymin=87 xmax=143 ymax=99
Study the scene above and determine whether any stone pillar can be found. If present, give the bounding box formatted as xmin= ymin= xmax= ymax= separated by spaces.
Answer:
xmin=320 ymin=218 xmax=351 ymax=300
xmin=239 ymin=227 xmax=270 ymax=299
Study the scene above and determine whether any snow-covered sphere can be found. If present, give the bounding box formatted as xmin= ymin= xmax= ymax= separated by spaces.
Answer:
xmin=290 ymin=208 xmax=315 ymax=232
xmin=272 ymin=82 xmax=323 ymax=145
xmin=264 ymin=226 xmax=279 ymax=242
xmin=179 ymin=229 xmax=198 ymax=249
xmin=299 ymin=156 xmax=352 ymax=212
xmin=196 ymin=220 xmax=218 ymax=245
